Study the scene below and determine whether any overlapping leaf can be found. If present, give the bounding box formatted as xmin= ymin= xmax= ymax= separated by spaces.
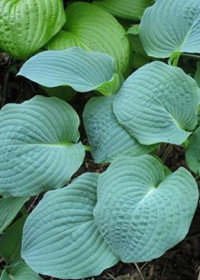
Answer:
xmin=46 ymin=2 xmax=131 ymax=74
xmin=113 ymin=61 xmax=200 ymax=145
xmin=22 ymin=173 xmax=119 ymax=279
xmin=1 ymin=263 xmax=42 ymax=280
xmin=0 ymin=0 xmax=66 ymax=60
xmin=0 ymin=96 xmax=85 ymax=197
xmin=94 ymin=155 xmax=198 ymax=262
xmin=186 ymin=127 xmax=200 ymax=174
xmin=0 ymin=196 xmax=29 ymax=233
xmin=94 ymin=0 xmax=151 ymax=20
xmin=140 ymin=0 xmax=200 ymax=58
xmin=83 ymin=96 xmax=156 ymax=163
xmin=18 ymin=48 xmax=122 ymax=96
xmin=0 ymin=217 xmax=26 ymax=264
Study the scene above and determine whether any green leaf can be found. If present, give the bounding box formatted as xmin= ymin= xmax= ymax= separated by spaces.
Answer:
xmin=186 ymin=127 xmax=200 ymax=174
xmin=2 ymin=263 xmax=42 ymax=280
xmin=140 ymin=0 xmax=200 ymax=58
xmin=113 ymin=61 xmax=200 ymax=145
xmin=0 ymin=217 xmax=26 ymax=264
xmin=0 ymin=270 xmax=11 ymax=280
xmin=194 ymin=61 xmax=200 ymax=88
xmin=46 ymin=2 xmax=131 ymax=74
xmin=42 ymin=86 xmax=76 ymax=102
xmin=94 ymin=155 xmax=199 ymax=262
xmin=83 ymin=96 xmax=156 ymax=163
xmin=94 ymin=0 xmax=152 ymax=20
xmin=0 ymin=196 xmax=29 ymax=233
xmin=22 ymin=173 xmax=119 ymax=279
xmin=18 ymin=48 xmax=122 ymax=96
xmin=0 ymin=0 xmax=66 ymax=60
xmin=0 ymin=96 xmax=85 ymax=197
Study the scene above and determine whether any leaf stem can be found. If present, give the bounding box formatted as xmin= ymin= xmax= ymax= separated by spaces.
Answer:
xmin=172 ymin=53 xmax=181 ymax=67
xmin=83 ymin=145 xmax=91 ymax=152
xmin=162 ymin=144 xmax=173 ymax=163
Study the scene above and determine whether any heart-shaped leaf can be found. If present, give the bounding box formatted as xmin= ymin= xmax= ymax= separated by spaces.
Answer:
xmin=94 ymin=0 xmax=151 ymax=20
xmin=0 ymin=96 xmax=85 ymax=197
xmin=0 ymin=0 xmax=66 ymax=60
xmin=94 ymin=155 xmax=198 ymax=262
xmin=22 ymin=173 xmax=119 ymax=279
xmin=186 ymin=127 xmax=200 ymax=174
xmin=113 ymin=61 xmax=200 ymax=145
xmin=18 ymin=48 xmax=122 ymax=97
xmin=140 ymin=0 xmax=200 ymax=58
xmin=0 ymin=196 xmax=29 ymax=233
xmin=46 ymin=2 xmax=131 ymax=74
xmin=83 ymin=96 xmax=156 ymax=163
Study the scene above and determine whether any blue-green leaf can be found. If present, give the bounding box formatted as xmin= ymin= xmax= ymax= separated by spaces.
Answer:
xmin=0 ymin=196 xmax=29 ymax=233
xmin=186 ymin=127 xmax=200 ymax=174
xmin=83 ymin=96 xmax=156 ymax=163
xmin=1 ymin=263 xmax=42 ymax=280
xmin=94 ymin=155 xmax=198 ymax=262
xmin=113 ymin=61 xmax=200 ymax=145
xmin=46 ymin=2 xmax=131 ymax=74
xmin=140 ymin=0 xmax=200 ymax=58
xmin=22 ymin=173 xmax=119 ymax=279
xmin=0 ymin=96 xmax=85 ymax=197
xmin=18 ymin=48 xmax=121 ymax=96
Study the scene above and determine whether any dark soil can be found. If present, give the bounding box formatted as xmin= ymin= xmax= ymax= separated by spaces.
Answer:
xmin=1 ymin=49 xmax=200 ymax=280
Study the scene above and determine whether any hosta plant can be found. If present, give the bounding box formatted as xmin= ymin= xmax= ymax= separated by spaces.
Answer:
xmin=1 ymin=0 xmax=200 ymax=279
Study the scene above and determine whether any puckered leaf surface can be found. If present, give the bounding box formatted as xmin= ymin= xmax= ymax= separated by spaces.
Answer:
xmin=22 ymin=173 xmax=119 ymax=279
xmin=0 ymin=0 xmax=66 ymax=60
xmin=0 ymin=96 xmax=85 ymax=197
xmin=94 ymin=155 xmax=199 ymax=262
xmin=83 ymin=96 xmax=156 ymax=163
xmin=140 ymin=0 xmax=200 ymax=58
xmin=113 ymin=61 xmax=200 ymax=145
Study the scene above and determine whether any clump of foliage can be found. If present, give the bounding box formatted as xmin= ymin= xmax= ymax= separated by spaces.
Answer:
xmin=0 ymin=0 xmax=200 ymax=279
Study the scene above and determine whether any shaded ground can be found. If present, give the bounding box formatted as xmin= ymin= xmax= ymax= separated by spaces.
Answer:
xmin=0 ymin=52 xmax=200 ymax=280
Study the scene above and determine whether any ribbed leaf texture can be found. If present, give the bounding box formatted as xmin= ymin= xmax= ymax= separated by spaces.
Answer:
xmin=22 ymin=173 xmax=119 ymax=279
xmin=0 ymin=96 xmax=85 ymax=197
xmin=140 ymin=0 xmax=200 ymax=58
xmin=0 ymin=0 xmax=66 ymax=60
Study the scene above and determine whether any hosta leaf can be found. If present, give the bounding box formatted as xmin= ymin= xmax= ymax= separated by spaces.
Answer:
xmin=0 ymin=0 xmax=66 ymax=60
xmin=113 ymin=61 xmax=200 ymax=145
xmin=0 ymin=196 xmax=29 ymax=233
xmin=0 ymin=217 xmax=26 ymax=264
xmin=22 ymin=173 xmax=119 ymax=279
xmin=194 ymin=61 xmax=200 ymax=88
xmin=46 ymin=2 xmax=131 ymax=74
xmin=83 ymin=96 xmax=156 ymax=163
xmin=0 ymin=96 xmax=85 ymax=197
xmin=94 ymin=0 xmax=151 ymax=20
xmin=140 ymin=0 xmax=200 ymax=58
xmin=186 ymin=127 xmax=200 ymax=174
xmin=0 ymin=270 xmax=11 ymax=280
xmin=18 ymin=48 xmax=121 ymax=96
xmin=94 ymin=155 xmax=198 ymax=262
xmin=2 ymin=263 xmax=42 ymax=280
